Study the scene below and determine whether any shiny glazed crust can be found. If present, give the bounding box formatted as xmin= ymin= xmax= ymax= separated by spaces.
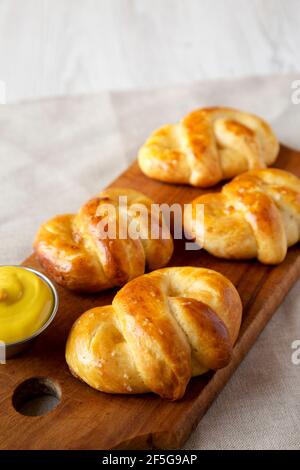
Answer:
xmin=138 ymin=107 xmax=279 ymax=187
xmin=65 ymin=267 xmax=242 ymax=400
xmin=34 ymin=188 xmax=173 ymax=292
xmin=185 ymin=169 xmax=300 ymax=264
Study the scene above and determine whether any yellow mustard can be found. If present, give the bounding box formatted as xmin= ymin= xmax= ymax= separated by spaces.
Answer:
xmin=0 ymin=266 xmax=54 ymax=344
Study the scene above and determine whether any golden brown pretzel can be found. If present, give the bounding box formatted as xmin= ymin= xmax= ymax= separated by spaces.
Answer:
xmin=138 ymin=107 xmax=279 ymax=187
xmin=34 ymin=188 xmax=173 ymax=292
xmin=66 ymin=267 xmax=242 ymax=400
xmin=185 ymin=169 xmax=300 ymax=264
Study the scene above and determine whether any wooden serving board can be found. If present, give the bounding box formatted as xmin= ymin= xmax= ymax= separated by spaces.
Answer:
xmin=1 ymin=145 xmax=300 ymax=450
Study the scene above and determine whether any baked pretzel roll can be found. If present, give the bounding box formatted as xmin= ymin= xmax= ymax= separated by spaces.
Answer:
xmin=66 ymin=267 xmax=242 ymax=400
xmin=34 ymin=188 xmax=173 ymax=292
xmin=185 ymin=169 xmax=300 ymax=264
xmin=138 ymin=107 xmax=279 ymax=187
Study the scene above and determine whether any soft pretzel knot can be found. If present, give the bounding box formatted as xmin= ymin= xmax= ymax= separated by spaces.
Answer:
xmin=185 ymin=169 xmax=300 ymax=264
xmin=138 ymin=107 xmax=279 ymax=187
xmin=66 ymin=267 xmax=242 ymax=400
xmin=34 ymin=188 xmax=173 ymax=292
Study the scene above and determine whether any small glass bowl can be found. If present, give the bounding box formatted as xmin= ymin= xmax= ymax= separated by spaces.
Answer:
xmin=1 ymin=266 xmax=59 ymax=359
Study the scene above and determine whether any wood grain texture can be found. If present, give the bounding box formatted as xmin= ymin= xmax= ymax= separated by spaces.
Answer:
xmin=0 ymin=0 xmax=299 ymax=102
xmin=0 ymin=145 xmax=300 ymax=450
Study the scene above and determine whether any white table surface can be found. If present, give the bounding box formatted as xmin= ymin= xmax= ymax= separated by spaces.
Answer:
xmin=0 ymin=0 xmax=299 ymax=102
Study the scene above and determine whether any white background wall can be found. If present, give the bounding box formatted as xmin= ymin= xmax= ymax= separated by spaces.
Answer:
xmin=0 ymin=0 xmax=299 ymax=102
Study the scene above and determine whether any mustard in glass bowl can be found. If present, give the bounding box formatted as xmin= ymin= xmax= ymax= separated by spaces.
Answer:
xmin=0 ymin=266 xmax=59 ymax=358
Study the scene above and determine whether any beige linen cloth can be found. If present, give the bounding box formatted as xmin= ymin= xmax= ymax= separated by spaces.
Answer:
xmin=1 ymin=75 xmax=300 ymax=450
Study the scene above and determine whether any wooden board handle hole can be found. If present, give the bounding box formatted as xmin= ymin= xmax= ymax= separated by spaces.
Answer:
xmin=12 ymin=377 xmax=61 ymax=417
